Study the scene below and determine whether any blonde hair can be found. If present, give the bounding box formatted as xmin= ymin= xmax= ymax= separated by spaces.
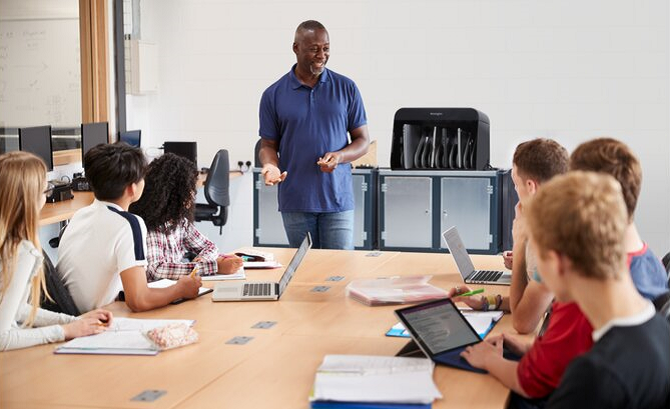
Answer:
xmin=0 ymin=151 xmax=49 ymax=325
xmin=526 ymin=171 xmax=628 ymax=280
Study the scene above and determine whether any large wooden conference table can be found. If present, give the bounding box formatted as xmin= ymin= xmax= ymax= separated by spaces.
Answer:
xmin=0 ymin=249 xmax=518 ymax=409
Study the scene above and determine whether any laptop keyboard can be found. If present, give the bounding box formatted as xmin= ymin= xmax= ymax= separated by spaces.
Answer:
xmin=470 ymin=270 xmax=503 ymax=282
xmin=243 ymin=283 xmax=273 ymax=297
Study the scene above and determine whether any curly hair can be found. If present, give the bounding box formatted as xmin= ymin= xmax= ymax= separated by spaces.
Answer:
xmin=130 ymin=153 xmax=198 ymax=234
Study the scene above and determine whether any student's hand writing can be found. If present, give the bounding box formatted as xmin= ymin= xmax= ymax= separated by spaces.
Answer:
xmin=447 ymin=285 xmax=486 ymax=310
xmin=177 ymin=274 xmax=202 ymax=299
xmin=261 ymin=164 xmax=287 ymax=186
xmin=460 ymin=335 xmax=503 ymax=369
xmin=317 ymin=152 xmax=341 ymax=173
xmin=217 ymin=255 xmax=243 ymax=275
xmin=62 ymin=310 xmax=113 ymax=340
xmin=502 ymin=251 xmax=513 ymax=270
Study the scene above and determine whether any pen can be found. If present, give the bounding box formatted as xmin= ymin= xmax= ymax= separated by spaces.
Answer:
xmin=458 ymin=288 xmax=484 ymax=297
xmin=189 ymin=266 xmax=199 ymax=278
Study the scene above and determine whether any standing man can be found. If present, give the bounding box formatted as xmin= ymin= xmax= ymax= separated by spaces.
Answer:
xmin=258 ymin=20 xmax=370 ymax=250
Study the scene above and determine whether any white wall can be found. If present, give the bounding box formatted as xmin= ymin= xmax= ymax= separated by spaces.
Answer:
xmin=127 ymin=0 xmax=670 ymax=256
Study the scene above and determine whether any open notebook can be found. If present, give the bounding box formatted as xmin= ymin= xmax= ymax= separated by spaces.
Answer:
xmin=54 ymin=318 xmax=194 ymax=355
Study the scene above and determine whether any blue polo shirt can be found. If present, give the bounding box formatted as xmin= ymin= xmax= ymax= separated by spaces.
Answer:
xmin=259 ymin=65 xmax=367 ymax=213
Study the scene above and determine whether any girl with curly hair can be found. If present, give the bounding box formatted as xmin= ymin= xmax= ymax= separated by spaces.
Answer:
xmin=130 ymin=153 xmax=242 ymax=281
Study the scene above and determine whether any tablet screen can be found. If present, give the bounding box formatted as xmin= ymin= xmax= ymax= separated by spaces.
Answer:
xmin=396 ymin=299 xmax=480 ymax=355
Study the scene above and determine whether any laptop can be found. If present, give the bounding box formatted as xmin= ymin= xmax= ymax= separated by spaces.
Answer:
xmin=212 ymin=233 xmax=312 ymax=301
xmin=442 ymin=226 xmax=510 ymax=285
xmin=395 ymin=298 xmax=488 ymax=373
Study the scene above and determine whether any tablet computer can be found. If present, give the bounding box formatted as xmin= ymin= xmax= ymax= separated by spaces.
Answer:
xmin=395 ymin=298 xmax=486 ymax=373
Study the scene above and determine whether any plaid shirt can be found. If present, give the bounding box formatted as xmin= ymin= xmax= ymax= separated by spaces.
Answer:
xmin=145 ymin=220 xmax=218 ymax=281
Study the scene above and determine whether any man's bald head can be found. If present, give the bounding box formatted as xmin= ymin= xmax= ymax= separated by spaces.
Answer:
xmin=294 ymin=20 xmax=327 ymax=42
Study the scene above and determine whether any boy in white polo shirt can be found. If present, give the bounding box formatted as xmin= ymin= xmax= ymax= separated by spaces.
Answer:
xmin=57 ymin=143 xmax=201 ymax=312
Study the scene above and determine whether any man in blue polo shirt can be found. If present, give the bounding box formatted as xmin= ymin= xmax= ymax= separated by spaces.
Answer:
xmin=258 ymin=20 xmax=370 ymax=250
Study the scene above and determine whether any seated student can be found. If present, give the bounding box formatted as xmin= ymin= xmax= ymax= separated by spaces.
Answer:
xmin=569 ymin=138 xmax=668 ymax=300
xmin=57 ymin=143 xmax=202 ymax=313
xmin=449 ymin=138 xmax=569 ymax=334
xmin=521 ymin=172 xmax=669 ymax=408
xmin=0 ymin=151 xmax=112 ymax=351
xmin=129 ymin=153 xmax=243 ymax=281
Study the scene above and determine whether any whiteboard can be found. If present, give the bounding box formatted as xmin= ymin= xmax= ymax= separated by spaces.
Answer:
xmin=0 ymin=18 xmax=81 ymax=128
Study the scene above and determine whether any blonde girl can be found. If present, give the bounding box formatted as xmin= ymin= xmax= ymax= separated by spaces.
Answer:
xmin=0 ymin=151 xmax=112 ymax=351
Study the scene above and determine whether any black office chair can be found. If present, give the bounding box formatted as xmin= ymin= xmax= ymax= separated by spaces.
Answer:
xmin=654 ymin=291 xmax=670 ymax=312
xmin=660 ymin=297 xmax=670 ymax=323
xmin=195 ymin=149 xmax=230 ymax=235
xmin=40 ymin=250 xmax=80 ymax=316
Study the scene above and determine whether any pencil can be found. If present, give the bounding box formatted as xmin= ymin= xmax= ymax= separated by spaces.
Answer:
xmin=458 ymin=288 xmax=484 ymax=297
xmin=189 ymin=266 xmax=199 ymax=278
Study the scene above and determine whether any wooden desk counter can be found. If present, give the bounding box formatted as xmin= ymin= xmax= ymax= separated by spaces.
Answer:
xmin=247 ymin=248 xmax=401 ymax=285
xmin=0 ymin=251 xmax=515 ymax=409
xmin=0 ymin=328 xmax=277 ymax=409
xmin=174 ymin=335 xmax=411 ymax=409
xmin=37 ymin=171 xmax=243 ymax=227
xmin=39 ymin=191 xmax=94 ymax=225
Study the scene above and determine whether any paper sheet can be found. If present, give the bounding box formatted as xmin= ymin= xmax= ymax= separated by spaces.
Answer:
xmin=201 ymin=267 xmax=246 ymax=281
xmin=148 ymin=278 xmax=214 ymax=294
xmin=107 ymin=317 xmax=194 ymax=332
xmin=312 ymin=355 xmax=442 ymax=404
xmin=243 ymin=261 xmax=282 ymax=269
xmin=58 ymin=330 xmax=156 ymax=351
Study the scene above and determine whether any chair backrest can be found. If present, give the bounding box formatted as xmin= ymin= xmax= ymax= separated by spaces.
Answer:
xmin=661 ymin=298 xmax=670 ymax=323
xmin=654 ymin=291 xmax=670 ymax=312
xmin=41 ymin=250 xmax=80 ymax=316
xmin=204 ymin=149 xmax=230 ymax=208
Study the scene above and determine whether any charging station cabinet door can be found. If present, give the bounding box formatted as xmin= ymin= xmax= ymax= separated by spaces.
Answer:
xmin=440 ymin=177 xmax=491 ymax=250
xmin=255 ymin=174 xmax=289 ymax=246
xmin=352 ymin=174 xmax=367 ymax=248
xmin=382 ymin=176 xmax=432 ymax=248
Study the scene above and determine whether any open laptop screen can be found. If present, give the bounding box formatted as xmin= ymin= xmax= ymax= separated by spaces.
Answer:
xmin=396 ymin=298 xmax=480 ymax=356
xmin=442 ymin=227 xmax=476 ymax=279
xmin=277 ymin=232 xmax=312 ymax=295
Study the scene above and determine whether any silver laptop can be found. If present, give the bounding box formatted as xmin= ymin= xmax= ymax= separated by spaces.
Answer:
xmin=442 ymin=227 xmax=510 ymax=286
xmin=212 ymin=233 xmax=312 ymax=301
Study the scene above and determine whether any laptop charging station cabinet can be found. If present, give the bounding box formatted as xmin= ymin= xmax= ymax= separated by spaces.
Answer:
xmin=379 ymin=107 xmax=514 ymax=254
xmin=390 ymin=108 xmax=490 ymax=171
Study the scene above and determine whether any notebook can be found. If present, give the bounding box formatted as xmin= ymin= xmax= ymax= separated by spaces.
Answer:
xmin=54 ymin=318 xmax=195 ymax=355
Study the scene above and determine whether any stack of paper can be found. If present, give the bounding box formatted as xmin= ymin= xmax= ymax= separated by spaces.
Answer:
xmin=387 ymin=310 xmax=504 ymax=339
xmin=310 ymin=355 xmax=442 ymax=409
xmin=55 ymin=318 xmax=195 ymax=356
xmin=346 ymin=276 xmax=448 ymax=306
